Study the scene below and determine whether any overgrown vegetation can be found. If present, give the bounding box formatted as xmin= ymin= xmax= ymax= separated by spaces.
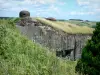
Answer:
xmin=75 ymin=22 xmax=100 ymax=75
xmin=36 ymin=17 xmax=94 ymax=34
xmin=0 ymin=19 xmax=77 ymax=75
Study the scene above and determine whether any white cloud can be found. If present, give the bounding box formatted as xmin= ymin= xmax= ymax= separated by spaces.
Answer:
xmin=77 ymin=0 xmax=100 ymax=6
xmin=77 ymin=0 xmax=100 ymax=13
xmin=10 ymin=7 xmax=29 ymax=12
xmin=48 ymin=5 xmax=60 ymax=13
xmin=34 ymin=4 xmax=61 ymax=17
xmin=95 ymin=8 xmax=100 ymax=12
xmin=0 ymin=0 xmax=60 ymax=12
xmin=0 ymin=0 xmax=21 ymax=10
xmin=97 ymin=16 xmax=100 ymax=18
xmin=0 ymin=0 xmax=63 ymax=17
xmin=0 ymin=0 xmax=57 ymax=8
xmin=77 ymin=0 xmax=89 ymax=6
xmin=69 ymin=11 xmax=94 ymax=15
xmin=0 ymin=0 xmax=67 ymax=17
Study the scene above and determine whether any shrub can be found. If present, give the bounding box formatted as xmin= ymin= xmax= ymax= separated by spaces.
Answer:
xmin=75 ymin=22 xmax=100 ymax=75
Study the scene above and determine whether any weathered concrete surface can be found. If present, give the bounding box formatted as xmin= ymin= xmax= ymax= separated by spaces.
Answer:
xmin=16 ymin=18 xmax=92 ymax=60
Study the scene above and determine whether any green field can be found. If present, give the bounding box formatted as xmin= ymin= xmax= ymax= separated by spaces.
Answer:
xmin=65 ymin=20 xmax=96 ymax=28
xmin=0 ymin=19 xmax=77 ymax=75
xmin=36 ymin=17 xmax=94 ymax=34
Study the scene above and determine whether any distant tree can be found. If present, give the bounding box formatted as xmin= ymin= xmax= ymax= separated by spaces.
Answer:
xmin=58 ymin=19 xmax=66 ymax=21
xmin=75 ymin=22 xmax=100 ymax=75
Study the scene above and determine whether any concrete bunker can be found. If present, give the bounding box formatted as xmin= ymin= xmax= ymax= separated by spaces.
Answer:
xmin=19 ymin=10 xmax=30 ymax=18
xmin=16 ymin=10 xmax=92 ymax=60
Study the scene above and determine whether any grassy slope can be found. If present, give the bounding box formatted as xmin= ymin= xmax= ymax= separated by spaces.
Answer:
xmin=0 ymin=19 xmax=77 ymax=75
xmin=36 ymin=18 xmax=94 ymax=34
xmin=65 ymin=20 xmax=96 ymax=28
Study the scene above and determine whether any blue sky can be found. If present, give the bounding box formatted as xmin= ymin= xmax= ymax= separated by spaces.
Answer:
xmin=0 ymin=0 xmax=100 ymax=21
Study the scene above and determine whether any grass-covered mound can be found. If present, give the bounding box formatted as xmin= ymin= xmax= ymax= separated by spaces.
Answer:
xmin=0 ymin=19 xmax=77 ymax=75
xmin=36 ymin=17 xmax=94 ymax=34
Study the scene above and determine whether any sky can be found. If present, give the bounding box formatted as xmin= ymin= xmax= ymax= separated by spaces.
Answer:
xmin=0 ymin=0 xmax=100 ymax=21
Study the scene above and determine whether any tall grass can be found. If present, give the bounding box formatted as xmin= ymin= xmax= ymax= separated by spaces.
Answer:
xmin=0 ymin=19 xmax=77 ymax=75
xmin=36 ymin=17 xmax=94 ymax=34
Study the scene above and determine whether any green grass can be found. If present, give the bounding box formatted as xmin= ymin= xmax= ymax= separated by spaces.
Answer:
xmin=65 ymin=20 xmax=96 ymax=28
xmin=0 ymin=19 xmax=77 ymax=75
xmin=36 ymin=17 xmax=94 ymax=34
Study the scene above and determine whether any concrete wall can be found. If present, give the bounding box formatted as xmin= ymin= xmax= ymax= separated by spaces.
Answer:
xmin=16 ymin=20 xmax=92 ymax=60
